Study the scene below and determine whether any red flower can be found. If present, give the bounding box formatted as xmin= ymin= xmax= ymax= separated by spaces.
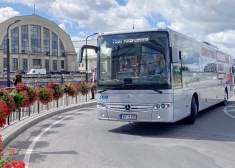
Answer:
xmin=9 ymin=148 xmax=16 ymax=155
xmin=0 ymin=101 xmax=10 ymax=128
xmin=3 ymin=160 xmax=26 ymax=168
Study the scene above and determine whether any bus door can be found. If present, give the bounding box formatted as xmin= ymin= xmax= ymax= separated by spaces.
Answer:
xmin=172 ymin=55 xmax=185 ymax=121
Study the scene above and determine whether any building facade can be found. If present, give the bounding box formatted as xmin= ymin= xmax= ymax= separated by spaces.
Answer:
xmin=0 ymin=15 xmax=77 ymax=73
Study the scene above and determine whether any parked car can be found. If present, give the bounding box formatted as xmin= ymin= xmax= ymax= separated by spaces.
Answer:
xmin=27 ymin=69 xmax=46 ymax=75
xmin=61 ymin=71 xmax=70 ymax=74
xmin=70 ymin=71 xmax=80 ymax=74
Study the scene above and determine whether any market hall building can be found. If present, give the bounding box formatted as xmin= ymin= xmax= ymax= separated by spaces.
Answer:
xmin=0 ymin=15 xmax=77 ymax=73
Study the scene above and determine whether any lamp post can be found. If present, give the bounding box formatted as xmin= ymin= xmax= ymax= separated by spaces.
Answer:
xmin=7 ymin=19 xmax=21 ymax=87
xmin=85 ymin=32 xmax=98 ymax=101
xmin=24 ymin=39 xmax=30 ymax=72
xmin=85 ymin=33 xmax=98 ymax=83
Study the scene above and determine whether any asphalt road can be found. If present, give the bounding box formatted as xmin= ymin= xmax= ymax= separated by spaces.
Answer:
xmin=7 ymin=97 xmax=235 ymax=168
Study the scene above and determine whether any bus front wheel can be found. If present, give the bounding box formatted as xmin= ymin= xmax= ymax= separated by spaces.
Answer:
xmin=185 ymin=97 xmax=197 ymax=124
xmin=221 ymin=90 xmax=228 ymax=106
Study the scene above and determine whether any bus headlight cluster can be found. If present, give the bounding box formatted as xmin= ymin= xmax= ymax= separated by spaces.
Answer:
xmin=97 ymin=102 xmax=107 ymax=109
xmin=153 ymin=103 xmax=172 ymax=110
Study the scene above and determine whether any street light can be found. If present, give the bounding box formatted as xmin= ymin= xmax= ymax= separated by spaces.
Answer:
xmin=85 ymin=32 xmax=98 ymax=102
xmin=24 ymin=39 xmax=30 ymax=72
xmin=7 ymin=19 xmax=21 ymax=87
xmin=85 ymin=32 xmax=98 ymax=83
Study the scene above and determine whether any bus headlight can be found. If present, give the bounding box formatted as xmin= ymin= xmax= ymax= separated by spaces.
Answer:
xmin=153 ymin=103 xmax=172 ymax=110
xmin=97 ymin=102 xmax=107 ymax=109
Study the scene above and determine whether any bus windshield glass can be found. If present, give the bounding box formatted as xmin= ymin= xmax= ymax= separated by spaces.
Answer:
xmin=98 ymin=31 xmax=171 ymax=90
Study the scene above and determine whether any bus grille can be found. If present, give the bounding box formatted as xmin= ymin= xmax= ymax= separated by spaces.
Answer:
xmin=106 ymin=103 xmax=152 ymax=112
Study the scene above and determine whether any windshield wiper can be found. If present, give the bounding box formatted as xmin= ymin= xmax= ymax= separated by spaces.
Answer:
xmin=98 ymin=89 xmax=108 ymax=93
xmin=152 ymin=89 xmax=162 ymax=94
xmin=98 ymin=85 xmax=163 ymax=94
xmin=97 ymin=86 xmax=124 ymax=93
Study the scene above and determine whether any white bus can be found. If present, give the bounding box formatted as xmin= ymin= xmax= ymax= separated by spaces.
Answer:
xmin=78 ymin=28 xmax=234 ymax=124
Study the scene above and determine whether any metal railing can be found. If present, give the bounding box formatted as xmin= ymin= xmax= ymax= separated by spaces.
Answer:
xmin=0 ymin=74 xmax=91 ymax=88
xmin=0 ymin=74 xmax=95 ymax=129
xmin=5 ymin=93 xmax=92 ymax=126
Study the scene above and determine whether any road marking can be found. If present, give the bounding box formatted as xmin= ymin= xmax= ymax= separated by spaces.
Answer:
xmin=24 ymin=111 xmax=80 ymax=168
xmin=223 ymin=104 xmax=235 ymax=119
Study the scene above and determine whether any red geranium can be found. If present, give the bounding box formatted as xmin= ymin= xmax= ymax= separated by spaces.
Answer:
xmin=48 ymin=82 xmax=64 ymax=100
xmin=63 ymin=83 xmax=78 ymax=97
xmin=0 ymin=89 xmax=15 ymax=111
xmin=0 ymin=100 xmax=10 ymax=128
xmin=0 ymin=135 xmax=25 ymax=168
xmin=38 ymin=86 xmax=53 ymax=105
xmin=27 ymin=87 xmax=39 ymax=105
xmin=76 ymin=82 xmax=89 ymax=96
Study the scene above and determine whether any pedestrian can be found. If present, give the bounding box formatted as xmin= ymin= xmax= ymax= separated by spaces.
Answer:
xmin=91 ymin=68 xmax=97 ymax=100
xmin=13 ymin=70 xmax=22 ymax=86
xmin=3 ymin=70 xmax=6 ymax=77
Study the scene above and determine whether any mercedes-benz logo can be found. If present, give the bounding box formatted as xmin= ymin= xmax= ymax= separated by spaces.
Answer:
xmin=125 ymin=104 xmax=131 ymax=110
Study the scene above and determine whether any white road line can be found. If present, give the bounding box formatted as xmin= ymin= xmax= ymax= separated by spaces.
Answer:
xmin=24 ymin=112 xmax=79 ymax=168
xmin=224 ymin=105 xmax=235 ymax=119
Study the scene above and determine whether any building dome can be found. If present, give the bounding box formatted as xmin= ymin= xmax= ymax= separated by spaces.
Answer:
xmin=0 ymin=15 xmax=77 ymax=72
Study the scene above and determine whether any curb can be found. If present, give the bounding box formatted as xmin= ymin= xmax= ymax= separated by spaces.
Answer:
xmin=2 ymin=101 xmax=96 ymax=146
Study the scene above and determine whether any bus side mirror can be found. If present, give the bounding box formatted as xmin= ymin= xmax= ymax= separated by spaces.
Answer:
xmin=172 ymin=47 xmax=179 ymax=63
xmin=77 ymin=45 xmax=98 ymax=63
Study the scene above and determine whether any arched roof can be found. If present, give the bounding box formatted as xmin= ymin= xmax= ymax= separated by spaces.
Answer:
xmin=0 ymin=14 xmax=76 ymax=54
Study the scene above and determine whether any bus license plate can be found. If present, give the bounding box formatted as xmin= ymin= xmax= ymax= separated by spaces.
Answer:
xmin=120 ymin=114 xmax=137 ymax=120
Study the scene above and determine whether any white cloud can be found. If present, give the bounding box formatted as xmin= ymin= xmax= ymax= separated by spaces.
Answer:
xmin=207 ymin=30 xmax=235 ymax=56
xmin=157 ymin=22 xmax=166 ymax=29
xmin=58 ymin=23 xmax=66 ymax=31
xmin=2 ymin=0 xmax=235 ymax=55
xmin=0 ymin=7 xmax=20 ymax=23
xmin=207 ymin=30 xmax=235 ymax=44
xmin=71 ymin=36 xmax=83 ymax=41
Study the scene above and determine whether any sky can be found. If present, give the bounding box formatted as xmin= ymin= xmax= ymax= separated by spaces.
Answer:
xmin=0 ymin=0 xmax=235 ymax=57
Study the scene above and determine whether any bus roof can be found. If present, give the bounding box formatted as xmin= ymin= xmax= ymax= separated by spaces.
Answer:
xmin=97 ymin=27 xmax=231 ymax=57
xmin=98 ymin=27 xmax=171 ymax=36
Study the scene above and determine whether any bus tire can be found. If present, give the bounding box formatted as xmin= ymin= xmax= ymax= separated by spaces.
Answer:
xmin=185 ymin=97 xmax=197 ymax=124
xmin=221 ymin=90 xmax=228 ymax=106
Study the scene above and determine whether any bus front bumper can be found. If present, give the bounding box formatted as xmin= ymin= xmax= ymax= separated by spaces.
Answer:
xmin=97 ymin=106 xmax=174 ymax=123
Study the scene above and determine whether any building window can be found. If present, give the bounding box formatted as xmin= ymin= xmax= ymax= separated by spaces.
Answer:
xmin=23 ymin=58 xmax=28 ymax=71
xmin=52 ymin=32 xmax=58 ymax=56
xmin=1 ymin=35 xmax=7 ymax=53
xmin=21 ymin=25 xmax=28 ymax=54
xmin=11 ymin=27 xmax=19 ymax=54
xmin=31 ymin=25 xmax=41 ymax=53
xmin=53 ymin=60 xmax=57 ymax=71
xmin=61 ymin=60 xmax=64 ymax=69
xmin=82 ymin=64 xmax=84 ymax=67
xmin=33 ymin=59 xmax=41 ymax=66
xmin=3 ymin=58 xmax=7 ymax=69
xmin=45 ymin=59 xmax=49 ymax=71
xmin=12 ymin=58 xmax=18 ymax=71
xmin=43 ymin=28 xmax=50 ymax=55
xmin=60 ymin=40 xmax=65 ymax=56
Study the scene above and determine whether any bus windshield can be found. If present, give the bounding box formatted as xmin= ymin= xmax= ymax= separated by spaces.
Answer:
xmin=98 ymin=31 xmax=171 ymax=90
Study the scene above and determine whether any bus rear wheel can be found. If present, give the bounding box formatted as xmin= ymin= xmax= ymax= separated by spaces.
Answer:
xmin=185 ymin=97 xmax=197 ymax=124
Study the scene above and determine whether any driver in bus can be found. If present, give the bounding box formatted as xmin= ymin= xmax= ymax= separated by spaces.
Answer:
xmin=155 ymin=59 xmax=169 ymax=77
xmin=121 ymin=59 xmax=134 ymax=72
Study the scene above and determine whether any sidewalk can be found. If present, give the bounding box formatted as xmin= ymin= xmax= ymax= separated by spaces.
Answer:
xmin=1 ymin=100 xmax=97 ymax=146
